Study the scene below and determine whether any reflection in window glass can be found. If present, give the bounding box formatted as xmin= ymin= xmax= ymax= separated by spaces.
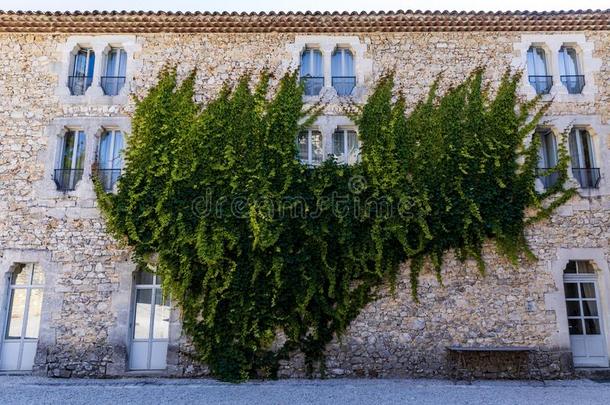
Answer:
xmin=12 ymin=265 xmax=32 ymax=285
xmin=6 ymin=289 xmax=27 ymax=339
xmin=32 ymin=264 xmax=45 ymax=285
xmin=153 ymin=289 xmax=170 ymax=339
xmin=133 ymin=289 xmax=152 ymax=339
xmin=25 ymin=289 xmax=43 ymax=339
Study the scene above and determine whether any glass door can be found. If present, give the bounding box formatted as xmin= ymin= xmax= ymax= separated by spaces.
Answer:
xmin=0 ymin=264 xmax=45 ymax=371
xmin=129 ymin=272 xmax=170 ymax=370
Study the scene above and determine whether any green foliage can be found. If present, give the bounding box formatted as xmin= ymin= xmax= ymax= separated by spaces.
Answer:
xmin=96 ymin=67 xmax=573 ymax=381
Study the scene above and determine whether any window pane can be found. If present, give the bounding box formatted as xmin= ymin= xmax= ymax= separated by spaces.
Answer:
xmin=136 ymin=271 xmax=155 ymax=285
xmin=564 ymin=260 xmax=577 ymax=274
xmin=561 ymin=47 xmax=579 ymax=76
xmin=75 ymin=131 xmax=86 ymax=170
xmin=105 ymin=48 xmax=117 ymax=76
xmin=25 ymin=289 xmax=43 ymax=339
xmin=118 ymin=49 xmax=128 ymax=76
xmin=568 ymin=318 xmax=583 ymax=335
xmin=133 ymin=289 xmax=152 ymax=339
xmin=297 ymin=131 xmax=308 ymax=162
xmin=584 ymin=319 xmax=601 ymax=335
xmin=565 ymin=301 xmax=581 ymax=317
xmin=300 ymin=50 xmax=311 ymax=77
xmin=31 ymin=264 xmax=45 ymax=285
xmin=332 ymin=131 xmax=345 ymax=160
xmin=6 ymin=289 xmax=27 ymax=339
xmin=580 ymin=283 xmax=596 ymax=299
xmin=61 ymin=131 xmax=75 ymax=170
xmin=12 ymin=265 xmax=32 ymax=285
xmin=311 ymin=131 xmax=323 ymax=164
xmin=582 ymin=300 xmax=598 ymax=317
xmin=153 ymin=289 xmax=170 ymax=339
xmin=346 ymin=131 xmax=359 ymax=164
xmin=564 ymin=283 xmax=579 ymax=299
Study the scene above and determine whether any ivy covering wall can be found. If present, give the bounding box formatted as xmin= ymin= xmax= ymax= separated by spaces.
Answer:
xmin=96 ymin=67 xmax=574 ymax=381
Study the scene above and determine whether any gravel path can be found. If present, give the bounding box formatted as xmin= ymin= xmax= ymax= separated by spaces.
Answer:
xmin=0 ymin=376 xmax=608 ymax=404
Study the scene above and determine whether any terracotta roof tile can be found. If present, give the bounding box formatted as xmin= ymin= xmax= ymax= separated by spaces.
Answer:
xmin=0 ymin=9 xmax=608 ymax=33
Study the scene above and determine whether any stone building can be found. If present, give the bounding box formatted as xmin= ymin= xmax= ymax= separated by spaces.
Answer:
xmin=0 ymin=9 xmax=609 ymax=378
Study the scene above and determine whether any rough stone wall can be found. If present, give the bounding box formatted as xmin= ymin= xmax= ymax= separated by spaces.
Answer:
xmin=0 ymin=29 xmax=608 ymax=378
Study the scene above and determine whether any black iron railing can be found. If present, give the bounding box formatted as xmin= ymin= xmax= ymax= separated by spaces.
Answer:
xmin=101 ymin=76 xmax=126 ymax=96
xmin=54 ymin=169 xmax=84 ymax=191
xmin=528 ymin=75 xmax=553 ymax=95
xmin=300 ymin=76 xmax=324 ymax=96
xmin=572 ymin=167 xmax=601 ymax=189
xmin=68 ymin=75 xmax=93 ymax=96
xmin=536 ymin=167 xmax=560 ymax=189
xmin=560 ymin=75 xmax=585 ymax=94
xmin=94 ymin=168 xmax=122 ymax=191
xmin=332 ymin=76 xmax=356 ymax=96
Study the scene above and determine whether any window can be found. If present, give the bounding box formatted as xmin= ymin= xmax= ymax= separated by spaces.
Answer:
xmin=69 ymin=47 xmax=95 ymax=96
xmin=129 ymin=271 xmax=170 ymax=370
xmin=97 ymin=129 xmax=124 ymax=191
xmin=332 ymin=129 xmax=359 ymax=164
xmin=0 ymin=264 xmax=44 ymax=371
xmin=527 ymin=46 xmax=552 ymax=95
xmin=536 ymin=128 xmax=559 ymax=189
xmin=559 ymin=46 xmax=584 ymax=94
xmin=331 ymin=48 xmax=355 ymax=96
xmin=569 ymin=128 xmax=600 ymax=188
xmin=297 ymin=129 xmax=323 ymax=165
xmin=300 ymin=48 xmax=323 ymax=96
xmin=54 ymin=130 xmax=86 ymax=191
xmin=102 ymin=47 xmax=127 ymax=96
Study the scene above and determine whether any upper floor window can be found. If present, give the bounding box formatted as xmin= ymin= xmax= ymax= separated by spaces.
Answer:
xmin=527 ymin=46 xmax=552 ymax=95
xmin=300 ymin=48 xmax=323 ymax=96
xmin=331 ymin=48 xmax=355 ymax=96
xmin=559 ymin=46 xmax=584 ymax=94
xmin=97 ymin=129 xmax=124 ymax=191
xmin=297 ymin=129 xmax=323 ymax=165
xmin=536 ymin=128 xmax=559 ymax=189
xmin=332 ymin=128 xmax=359 ymax=164
xmin=69 ymin=48 xmax=95 ymax=96
xmin=569 ymin=128 xmax=600 ymax=189
xmin=102 ymin=48 xmax=127 ymax=96
xmin=54 ymin=130 xmax=86 ymax=191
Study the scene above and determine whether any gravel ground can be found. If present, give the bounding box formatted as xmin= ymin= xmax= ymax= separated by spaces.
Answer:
xmin=0 ymin=376 xmax=608 ymax=405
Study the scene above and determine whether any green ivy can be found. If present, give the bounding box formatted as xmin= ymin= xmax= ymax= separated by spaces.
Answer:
xmin=95 ymin=67 xmax=574 ymax=381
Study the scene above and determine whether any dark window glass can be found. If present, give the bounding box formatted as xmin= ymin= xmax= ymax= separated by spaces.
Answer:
xmin=580 ymin=283 xmax=596 ymax=299
xmin=564 ymin=283 xmax=579 ymax=299
xmin=568 ymin=318 xmax=583 ymax=335
xmin=565 ymin=301 xmax=581 ymax=317
xmin=584 ymin=319 xmax=601 ymax=335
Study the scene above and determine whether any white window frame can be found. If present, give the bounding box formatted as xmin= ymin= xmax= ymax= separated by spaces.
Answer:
xmin=298 ymin=129 xmax=323 ymax=166
xmin=332 ymin=128 xmax=360 ymax=165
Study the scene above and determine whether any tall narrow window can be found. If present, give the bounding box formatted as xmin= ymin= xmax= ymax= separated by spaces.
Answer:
xmin=527 ymin=46 xmax=552 ymax=95
xmin=332 ymin=129 xmax=359 ymax=164
xmin=569 ymin=128 xmax=600 ymax=188
xmin=332 ymin=48 xmax=355 ymax=96
xmin=559 ymin=46 xmax=584 ymax=94
xmin=297 ymin=129 xmax=323 ymax=165
xmin=69 ymin=47 xmax=95 ymax=96
xmin=97 ymin=129 xmax=124 ymax=191
xmin=536 ymin=128 xmax=559 ymax=189
xmin=129 ymin=271 xmax=170 ymax=370
xmin=54 ymin=130 xmax=86 ymax=191
xmin=0 ymin=264 xmax=44 ymax=371
xmin=300 ymin=48 xmax=323 ymax=96
xmin=102 ymin=48 xmax=127 ymax=96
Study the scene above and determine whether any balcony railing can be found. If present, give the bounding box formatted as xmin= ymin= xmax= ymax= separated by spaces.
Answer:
xmin=560 ymin=75 xmax=585 ymax=94
xmin=95 ymin=168 xmax=122 ymax=192
xmin=536 ymin=167 xmax=560 ymax=189
xmin=300 ymin=76 xmax=324 ymax=96
xmin=528 ymin=75 xmax=553 ymax=95
xmin=572 ymin=167 xmax=601 ymax=189
xmin=54 ymin=169 xmax=84 ymax=191
xmin=101 ymin=76 xmax=126 ymax=96
xmin=332 ymin=76 xmax=356 ymax=96
xmin=68 ymin=75 xmax=93 ymax=96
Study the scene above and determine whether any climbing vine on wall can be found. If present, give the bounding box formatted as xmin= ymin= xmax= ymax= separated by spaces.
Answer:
xmin=95 ymin=67 xmax=574 ymax=381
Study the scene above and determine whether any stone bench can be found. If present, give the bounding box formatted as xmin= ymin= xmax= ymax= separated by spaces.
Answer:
xmin=446 ymin=346 xmax=540 ymax=381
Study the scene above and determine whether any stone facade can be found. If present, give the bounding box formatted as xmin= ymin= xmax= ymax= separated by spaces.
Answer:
xmin=0 ymin=11 xmax=609 ymax=378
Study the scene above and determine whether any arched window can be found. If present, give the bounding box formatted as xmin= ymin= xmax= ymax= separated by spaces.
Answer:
xmin=97 ymin=129 xmax=124 ymax=191
xmin=536 ymin=128 xmax=558 ymax=189
xmin=69 ymin=47 xmax=95 ymax=96
xmin=331 ymin=48 xmax=355 ymax=96
xmin=300 ymin=48 xmax=323 ymax=96
xmin=559 ymin=46 xmax=584 ymax=94
xmin=527 ymin=46 xmax=552 ymax=95
xmin=569 ymin=128 xmax=599 ymax=188
xmin=102 ymin=47 xmax=127 ymax=96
